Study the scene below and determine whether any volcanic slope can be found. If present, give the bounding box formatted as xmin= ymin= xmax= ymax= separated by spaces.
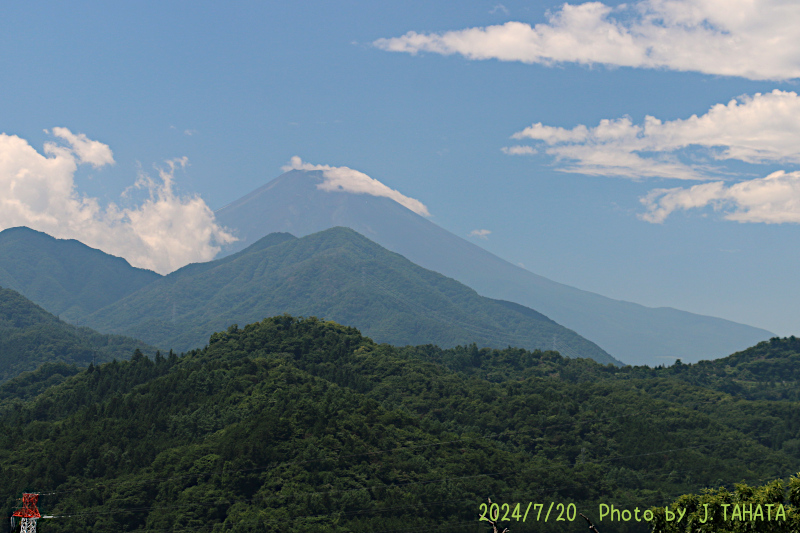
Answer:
xmin=0 ymin=286 xmax=155 ymax=383
xmin=214 ymin=169 xmax=773 ymax=366
xmin=0 ymin=226 xmax=160 ymax=324
xmin=81 ymin=227 xmax=619 ymax=364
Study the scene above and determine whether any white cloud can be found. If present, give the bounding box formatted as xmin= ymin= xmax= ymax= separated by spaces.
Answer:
xmin=506 ymin=90 xmax=800 ymax=180
xmin=374 ymin=0 xmax=800 ymax=80
xmin=469 ymin=229 xmax=492 ymax=239
xmin=0 ymin=129 xmax=236 ymax=274
xmin=44 ymin=127 xmax=115 ymax=168
xmin=639 ymin=170 xmax=800 ymax=223
xmin=282 ymin=156 xmax=431 ymax=217
xmin=501 ymin=145 xmax=537 ymax=156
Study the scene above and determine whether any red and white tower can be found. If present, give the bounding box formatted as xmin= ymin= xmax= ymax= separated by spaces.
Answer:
xmin=11 ymin=493 xmax=41 ymax=533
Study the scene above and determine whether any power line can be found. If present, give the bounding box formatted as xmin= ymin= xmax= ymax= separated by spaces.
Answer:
xmin=20 ymin=395 xmax=735 ymax=501
xmin=25 ymin=432 xmax=780 ymax=526
xmin=32 ymin=465 xmax=800 ymax=533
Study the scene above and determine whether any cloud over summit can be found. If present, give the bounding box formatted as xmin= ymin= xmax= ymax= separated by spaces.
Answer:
xmin=0 ymin=129 xmax=235 ymax=274
xmin=283 ymin=156 xmax=431 ymax=217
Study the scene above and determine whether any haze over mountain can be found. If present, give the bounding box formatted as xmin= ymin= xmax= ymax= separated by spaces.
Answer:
xmin=79 ymin=227 xmax=617 ymax=364
xmin=0 ymin=227 xmax=160 ymax=323
xmin=214 ymin=169 xmax=774 ymax=366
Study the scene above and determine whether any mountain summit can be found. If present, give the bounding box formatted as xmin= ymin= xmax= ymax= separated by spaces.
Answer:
xmin=214 ymin=169 xmax=773 ymax=366
xmin=80 ymin=227 xmax=617 ymax=364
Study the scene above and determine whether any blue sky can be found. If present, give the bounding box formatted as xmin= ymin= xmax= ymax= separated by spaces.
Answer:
xmin=1 ymin=0 xmax=800 ymax=336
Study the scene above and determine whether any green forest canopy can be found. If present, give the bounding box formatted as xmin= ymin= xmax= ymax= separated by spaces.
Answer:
xmin=1 ymin=316 xmax=800 ymax=532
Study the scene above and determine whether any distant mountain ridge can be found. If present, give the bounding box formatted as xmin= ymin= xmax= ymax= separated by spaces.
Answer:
xmin=0 ymin=225 xmax=617 ymax=364
xmin=0 ymin=226 xmax=160 ymax=323
xmin=78 ymin=227 xmax=619 ymax=364
xmin=214 ymin=169 xmax=774 ymax=365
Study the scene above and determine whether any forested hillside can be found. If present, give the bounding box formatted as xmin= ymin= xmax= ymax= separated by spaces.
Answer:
xmin=410 ymin=336 xmax=800 ymax=400
xmin=0 ymin=287 xmax=156 ymax=383
xmin=653 ymin=475 xmax=800 ymax=532
xmin=80 ymin=227 xmax=618 ymax=364
xmin=0 ymin=227 xmax=160 ymax=323
xmin=2 ymin=316 xmax=800 ymax=532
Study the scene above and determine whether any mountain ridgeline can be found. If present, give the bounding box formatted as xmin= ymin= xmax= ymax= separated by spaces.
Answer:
xmin=2 ymin=316 xmax=800 ymax=532
xmin=77 ymin=227 xmax=618 ymax=364
xmin=214 ymin=169 xmax=773 ymax=365
xmin=0 ymin=226 xmax=160 ymax=323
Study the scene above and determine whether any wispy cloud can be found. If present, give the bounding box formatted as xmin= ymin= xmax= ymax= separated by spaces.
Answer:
xmin=374 ymin=0 xmax=800 ymax=81
xmin=0 ymin=129 xmax=235 ymax=274
xmin=469 ymin=229 xmax=492 ymax=239
xmin=639 ymin=171 xmax=800 ymax=223
xmin=505 ymin=90 xmax=800 ymax=180
xmin=283 ymin=156 xmax=431 ymax=217
xmin=44 ymin=127 xmax=115 ymax=168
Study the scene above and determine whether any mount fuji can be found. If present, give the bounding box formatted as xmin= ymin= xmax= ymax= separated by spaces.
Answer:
xmin=214 ymin=168 xmax=773 ymax=366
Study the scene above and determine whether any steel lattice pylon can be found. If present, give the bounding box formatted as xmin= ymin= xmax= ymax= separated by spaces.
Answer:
xmin=11 ymin=493 xmax=41 ymax=533
xmin=19 ymin=517 xmax=38 ymax=533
